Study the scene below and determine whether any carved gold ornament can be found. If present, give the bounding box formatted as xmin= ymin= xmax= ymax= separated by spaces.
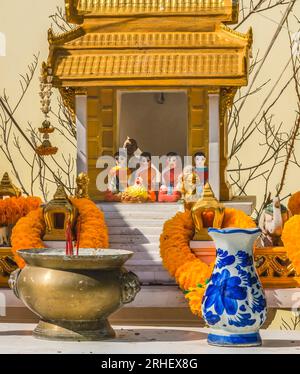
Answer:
xmin=255 ymin=246 xmax=300 ymax=288
xmin=220 ymin=87 xmax=238 ymax=125
xmin=59 ymin=87 xmax=76 ymax=122
xmin=75 ymin=173 xmax=90 ymax=199
xmin=43 ymin=185 xmax=77 ymax=241
xmin=0 ymin=248 xmax=17 ymax=288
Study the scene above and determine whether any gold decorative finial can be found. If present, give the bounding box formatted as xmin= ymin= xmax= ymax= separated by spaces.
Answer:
xmin=53 ymin=184 xmax=69 ymax=200
xmin=191 ymin=183 xmax=225 ymax=241
xmin=0 ymin=172 xmax=21 ymax=199
xmin=75 ymin=173 xmax=90 ymax=199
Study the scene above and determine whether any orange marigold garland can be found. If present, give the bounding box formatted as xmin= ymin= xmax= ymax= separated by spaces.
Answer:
xmin=288 ymin=191 xmax=300 ymax=215
xmin=70 ymin=198 xmax=109 ymax=249
xmin=0 ymin=196 xmax=41 ymax=226
xmin=11 ymin=208 xmax=45 ymax=268
xmin=282 ymin=215 xmax=300 ymax=275
xmin=222 ymin=208 xmax=257 ymax=229
xmin=160 ymin=208 xmax=256 ymax=317
xmin=11 ymin=198 xmax=109 ymax=269
xmin=160 ymin=211 xmax=196 ymax=277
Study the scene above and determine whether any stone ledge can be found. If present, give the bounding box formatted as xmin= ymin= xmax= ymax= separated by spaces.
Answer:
xmin=0 ymin=323 xmax=299 ymax=353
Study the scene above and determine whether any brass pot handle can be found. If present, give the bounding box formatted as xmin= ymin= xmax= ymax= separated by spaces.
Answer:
xmin=120 ymin=270 xmax=141 ymax=305
xmin=8 ymin=269 xmax=21 ymax=299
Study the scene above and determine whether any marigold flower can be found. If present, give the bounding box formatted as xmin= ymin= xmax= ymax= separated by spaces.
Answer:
xmin=0 ymin=196 xmax=41 ymax=226
xmin=288 ymin=191 xmax=300 ymax=215
xmin=11 ymin=208 xmax=45 ymax=268
xmin=160 ymin=208 xmax=257 ymax=317
xmin=282 ymin=215 xmax=300 ymax=275
xmin=70 ymin=198 xmax=109 ymax=249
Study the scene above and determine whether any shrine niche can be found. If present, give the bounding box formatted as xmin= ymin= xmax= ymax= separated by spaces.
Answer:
xmin=46 ymin=0 xmax=252 ymax=201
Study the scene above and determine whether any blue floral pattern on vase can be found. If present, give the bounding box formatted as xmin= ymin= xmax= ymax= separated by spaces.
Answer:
xmin=202 ymin=228 xmax=267 ymax=347
xmin=204 ymin=269 xmax=247 ymax=315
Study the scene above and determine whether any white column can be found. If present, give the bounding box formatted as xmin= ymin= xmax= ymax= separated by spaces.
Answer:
xmin=208 ymin=92 xmax=220 ymax=200
xmin=75 ymin=94 xmax=88 ymax=174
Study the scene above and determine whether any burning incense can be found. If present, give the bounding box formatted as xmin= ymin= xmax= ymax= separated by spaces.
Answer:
xmin=65 ymin=220 xmax=73 ymax=256
xmin=76 ymin=217 xmax=81 ymax=256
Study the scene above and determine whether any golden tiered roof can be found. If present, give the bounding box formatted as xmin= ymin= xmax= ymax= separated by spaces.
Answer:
xmin=49 ymin=0 xmax=251 ymax=87
xmin=66 ymin=0 xmax=238 ymax=22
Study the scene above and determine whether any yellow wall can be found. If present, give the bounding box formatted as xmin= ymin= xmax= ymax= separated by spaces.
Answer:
xmin=0 ymin=0 xmax=299 ymax=206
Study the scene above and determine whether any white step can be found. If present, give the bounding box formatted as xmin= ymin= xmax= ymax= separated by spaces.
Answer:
xmin=127 ymin=259 xmax=164 ymax=266
xmin=126 ymin=265 xmax=175 ymax=285
xmin=110 ymin=243 xmax=160 ymax=252
xmin=98 ymin=203 xmax=183 ymax=212
xmin=104 ymin=211 xmax=176 ymax=219
xmin=98 ymin=199 xmax=255 ymax=215
xmin=106 ymin=219 xmax=166 ymax=227
xmin=109 ymin=234 xmax=160 ymax=244
xmin=126 ymin=251 xmax=161 ymax=260
xmin=108 ymin=227 xmax=163 ymax=235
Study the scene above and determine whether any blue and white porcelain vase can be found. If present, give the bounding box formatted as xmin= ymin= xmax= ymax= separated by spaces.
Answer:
xmin=202 ymin=228 xmax=267 ymax=347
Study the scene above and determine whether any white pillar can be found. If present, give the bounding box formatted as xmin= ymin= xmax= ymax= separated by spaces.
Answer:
xmin=208 ymin=92 xmax=220 ymax=200
xmin=75 ymin=94 xmax=88 ymax=174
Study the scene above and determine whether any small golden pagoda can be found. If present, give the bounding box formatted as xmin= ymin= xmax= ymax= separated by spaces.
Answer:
xmin=192 ymin=183 xmax=225 ymax=240
xmin=0 ymin=173 xmax=21 ymax=199
xmin=43 ymin=185 xmax=77 ymax=241
xmin=45 ymin=0 xmax=253 ymax=201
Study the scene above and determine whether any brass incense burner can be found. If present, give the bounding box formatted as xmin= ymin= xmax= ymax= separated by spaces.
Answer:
xmin=9 ymin=248 xmax=141 ymax=341
xmin=43 ymin=185 xmax=77 ymax=241
xmin=191 ymin=183 xmax=225 ymax=241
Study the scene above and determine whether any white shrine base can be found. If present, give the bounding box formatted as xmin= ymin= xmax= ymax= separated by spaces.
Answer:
xmin=1 ymin=287 xmax=299 ymax=326
xmin=0 ymin=323 xmax=299 ymax=354
xmin=2 ymin=286 xmax=299 ymax=310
